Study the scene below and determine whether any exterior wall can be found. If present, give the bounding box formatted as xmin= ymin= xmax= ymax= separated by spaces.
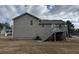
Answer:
xmin=13 ymin=15 xmax=39 ymax=39
xmin=13 ymin=14 xmax=51 ymax=39
xmin=13 ymin=14 xmax=67 ymax=40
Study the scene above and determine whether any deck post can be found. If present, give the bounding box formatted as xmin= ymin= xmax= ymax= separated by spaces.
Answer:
xmin=64 ymin=32 xmax=66 ymax=41
xmin=54 ymin=33 xmax=56 ymax=41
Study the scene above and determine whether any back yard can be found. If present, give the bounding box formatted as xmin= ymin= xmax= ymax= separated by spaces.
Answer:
xmin=0 ymin=36 xmax=79 ymax=54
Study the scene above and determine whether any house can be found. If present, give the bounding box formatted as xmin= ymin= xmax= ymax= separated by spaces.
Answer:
xmin=0 ymin=27 xmax=12 ymax=36
xmin=5 ymin=29 xmax=12 ymax=36
xmin=0 ymin=27 xmax=6 ymax=36
xmin=13 ymin=12 xmax=67 ymax=41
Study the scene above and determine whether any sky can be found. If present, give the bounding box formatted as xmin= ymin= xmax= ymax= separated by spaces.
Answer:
xmin=0 ymin=5 xmax=79 ymax=29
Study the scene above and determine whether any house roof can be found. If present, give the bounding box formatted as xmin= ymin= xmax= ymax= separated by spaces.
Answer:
xmin=13 ymin=12 xmax=65 ymax=24
xmin=13 ymin=12 xmax=40 ymax=20
xmin=39 ymin=20 xmax=65 ymax=25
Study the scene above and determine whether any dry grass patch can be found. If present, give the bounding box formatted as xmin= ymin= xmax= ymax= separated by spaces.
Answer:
xmin=0 ymin=37 xmax=78 ymax=53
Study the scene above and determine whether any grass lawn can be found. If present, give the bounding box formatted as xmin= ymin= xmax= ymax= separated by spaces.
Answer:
xmin=0 ymin=36 xmax=79 ymax=54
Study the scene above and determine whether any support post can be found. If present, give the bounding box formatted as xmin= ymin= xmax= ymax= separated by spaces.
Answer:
xmin=64 ymin=32 xmax=66 ymax=41
xmin=54 ymin=33 xmax=56 ymax=41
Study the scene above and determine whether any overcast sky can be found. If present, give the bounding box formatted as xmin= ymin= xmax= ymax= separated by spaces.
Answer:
xmin=0 ymin=5 xmax=79 ymax=29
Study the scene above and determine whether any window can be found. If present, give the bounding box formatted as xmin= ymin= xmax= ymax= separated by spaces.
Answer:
xmin=59 ymin=24 xmax=61 ymax=29
xmin=39 ymin=20 xmax=41 ymax=22
xmin=30 ymin=20 xmax=33 ymax=25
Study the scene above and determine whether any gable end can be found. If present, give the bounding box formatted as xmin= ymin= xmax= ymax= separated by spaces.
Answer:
xmin=13 ymin=13 xmax=40 ymax=21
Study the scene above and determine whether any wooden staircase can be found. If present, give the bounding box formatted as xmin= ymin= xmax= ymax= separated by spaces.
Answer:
xmin=39 ymin=27 xmax=65 ymax=41
xmin=39 ymin=28 xmax=55 ymax=41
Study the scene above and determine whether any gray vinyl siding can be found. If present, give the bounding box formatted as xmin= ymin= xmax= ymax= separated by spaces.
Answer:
xmin=13 ymin=14 xmax=39 ymax=38
xmin=13 ymin=14 xmax=52 ymax=39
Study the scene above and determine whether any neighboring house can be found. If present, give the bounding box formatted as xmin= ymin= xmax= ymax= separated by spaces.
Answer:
xmin=1 ymin=27 xmax=12 ymax=36
xmin=1 ymin=27 xmax=6 ymax=36
xmin=13 ymin=13 xmax=67 ymax=41
xmin=5 ymin=29 xmax=12 ymax=36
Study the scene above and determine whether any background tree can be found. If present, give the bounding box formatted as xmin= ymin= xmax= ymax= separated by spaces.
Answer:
xmin=0 ymin=23 xmax=3 ymax=31
xmin=66 ymin=20 xmax=75 ymax=37
xmin=3 ymin=23 xmax=11 ymax=29
xmin=0 ymin=22 xmax=11 ymax=32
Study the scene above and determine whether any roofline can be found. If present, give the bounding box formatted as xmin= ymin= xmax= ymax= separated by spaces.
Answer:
xmin=13 ymin=12 xmax=41 ymax=21
xmin=39 ymin=19 xmax=65 ymax=22
xmin=13 ymin=12 xmax=65 ymax=24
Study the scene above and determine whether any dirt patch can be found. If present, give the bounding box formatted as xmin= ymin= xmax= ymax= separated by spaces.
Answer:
xmin=0 ymin=36 xmax=79 ymax=53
